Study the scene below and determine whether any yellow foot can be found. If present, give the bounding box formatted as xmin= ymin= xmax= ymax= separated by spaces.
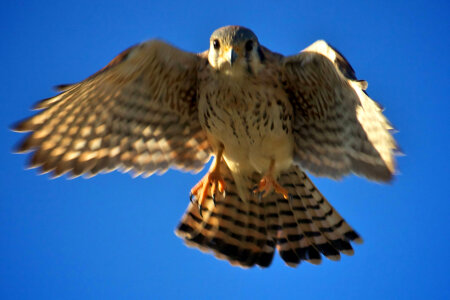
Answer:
xmin=253 ymin=159 xmax=290 ymax=200
xmin=253 ymin=174 xmax=289 ymax=199
xmin=189 ymin=147 xmax=226 ymax=217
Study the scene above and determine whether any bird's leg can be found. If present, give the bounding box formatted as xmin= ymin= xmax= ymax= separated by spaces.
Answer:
xmin=253 ymin=159 xmax=289 ymax=200
xmin=190 ymin=146 xmax=226 ymax=216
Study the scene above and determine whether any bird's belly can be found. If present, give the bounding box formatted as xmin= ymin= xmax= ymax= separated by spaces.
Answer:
xmin=222 ymin=130 xmax=294 ymax=176
xmin=204 ymin=105 xmax=294 ymax=176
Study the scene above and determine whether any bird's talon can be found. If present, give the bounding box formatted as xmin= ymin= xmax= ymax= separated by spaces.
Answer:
xmin=198 ymin=203 xmax=203 ymax=218
xmin=189 ymin=147 xmax=225 ymax=217
xmin=254 ymin=161 xmax=289 ymax=200
xmin=258 ymin=192 xmax=264 ymax=201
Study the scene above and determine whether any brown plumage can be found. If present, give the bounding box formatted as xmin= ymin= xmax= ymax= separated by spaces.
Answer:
xmin=13 ymin=25 xmax=398 ymax=268
xmin=14 ymin=41 xmax=211 ymax=177
xmin=176 ymin=161 xmax=362 ymax=267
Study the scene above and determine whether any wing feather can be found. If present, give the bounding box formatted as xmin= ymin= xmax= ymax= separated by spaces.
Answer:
xmin=282 ymin=40 xmax=398 ymax=181
xmin=14 ymin=40 xmax=211 ymax=177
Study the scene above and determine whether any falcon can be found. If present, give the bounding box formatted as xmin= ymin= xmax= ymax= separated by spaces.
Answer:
xmin=14 ymin=25 xmax=398 ymax=268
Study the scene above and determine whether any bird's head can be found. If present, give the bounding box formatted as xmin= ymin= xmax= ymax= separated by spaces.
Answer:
xmin=208 ymin=26 xmax=265 ymax=76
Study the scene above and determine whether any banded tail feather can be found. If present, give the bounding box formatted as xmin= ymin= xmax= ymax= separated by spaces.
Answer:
xmin=176 ymin=162 xmax=362 ymax=268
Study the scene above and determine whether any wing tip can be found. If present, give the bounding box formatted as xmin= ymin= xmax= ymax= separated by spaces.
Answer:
xmin=10 ymin=120 xmax=29 ymax=133
xmin=32 ymin=95 xmax=61 ymax=110
xmin=53 ymin=83 xmax=74 ymax=92
xmin=12 ymin=135 xmax=35 ymax=153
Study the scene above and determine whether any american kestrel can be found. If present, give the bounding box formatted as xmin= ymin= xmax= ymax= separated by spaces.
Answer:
xmin=14 ymin=26 xmax=398 ymax=268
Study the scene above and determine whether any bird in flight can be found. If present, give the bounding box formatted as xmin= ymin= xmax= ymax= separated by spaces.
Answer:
xmin=14 ymin=25 xmax=398 ymax=268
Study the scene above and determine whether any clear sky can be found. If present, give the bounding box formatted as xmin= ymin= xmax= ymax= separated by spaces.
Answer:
xmin=1 ymin=0 xmax=449 ymax=299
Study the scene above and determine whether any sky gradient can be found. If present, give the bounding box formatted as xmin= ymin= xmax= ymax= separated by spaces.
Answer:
xmin=1 ymin=0 xmax=449 ymax=299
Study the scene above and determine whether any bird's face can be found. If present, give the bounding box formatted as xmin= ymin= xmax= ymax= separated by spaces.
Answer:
xmin=208 ymin=26 xmax=264 ymax=76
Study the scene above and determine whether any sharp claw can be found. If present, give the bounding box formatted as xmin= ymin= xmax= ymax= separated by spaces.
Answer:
xmin=251 ymin=185 xmax=258 ymax=194
xmin=189 ymin=192 xmax=195 ymax=204
xmin=258 ymin=192 xmax=264 ymax=201
xmin=198 ymin=203 xmax=203 ymax=218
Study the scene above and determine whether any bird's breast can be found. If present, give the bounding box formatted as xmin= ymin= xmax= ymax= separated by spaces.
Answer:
xmin=198 ymin=75 xmax=294 ymax=175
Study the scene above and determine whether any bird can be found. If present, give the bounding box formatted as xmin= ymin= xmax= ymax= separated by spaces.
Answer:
xmin=13 ymin=25 xmax=399 ymax=268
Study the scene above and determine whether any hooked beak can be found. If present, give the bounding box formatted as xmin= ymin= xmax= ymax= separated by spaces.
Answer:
xmin=225 ymin=48 xmax=238 ymax=67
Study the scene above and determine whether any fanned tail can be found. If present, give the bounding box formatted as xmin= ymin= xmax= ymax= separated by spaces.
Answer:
xmin=175 ymin=162 xmax=362 ymax=268
xmin=273 ymin=167 xmax=363 ymax=266
xmin=176 ymin=161 xmax=274 ymax=267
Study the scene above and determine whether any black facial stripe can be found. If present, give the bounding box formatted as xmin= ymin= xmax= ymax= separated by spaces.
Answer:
xmin=245 ymin=48 xmax=253 ymax=75
xmin=246 ymin=62 xmax=253 ymax=75
xmin=257 ymin=46 xmax=265 ymax=63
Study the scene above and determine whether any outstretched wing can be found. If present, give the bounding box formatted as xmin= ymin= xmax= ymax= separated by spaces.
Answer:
xmin=14 ymin=40 xmax=211 ymax=178
xmin=282 ymin=40 xmax=398 ymax=181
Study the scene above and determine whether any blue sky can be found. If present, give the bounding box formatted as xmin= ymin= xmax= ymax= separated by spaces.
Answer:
xmin=1 ymin=0 xmax=449 ymax=299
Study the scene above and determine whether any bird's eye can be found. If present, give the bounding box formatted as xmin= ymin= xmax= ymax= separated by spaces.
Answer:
xmin=213 ymin=39 xmax=220 ymax=50
xmin=245 ymin=40 xmax=253 ymax=52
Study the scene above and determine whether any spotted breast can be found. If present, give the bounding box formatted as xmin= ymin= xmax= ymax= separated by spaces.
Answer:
xmin=198 ymin=64 xmax=294 ymax=199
